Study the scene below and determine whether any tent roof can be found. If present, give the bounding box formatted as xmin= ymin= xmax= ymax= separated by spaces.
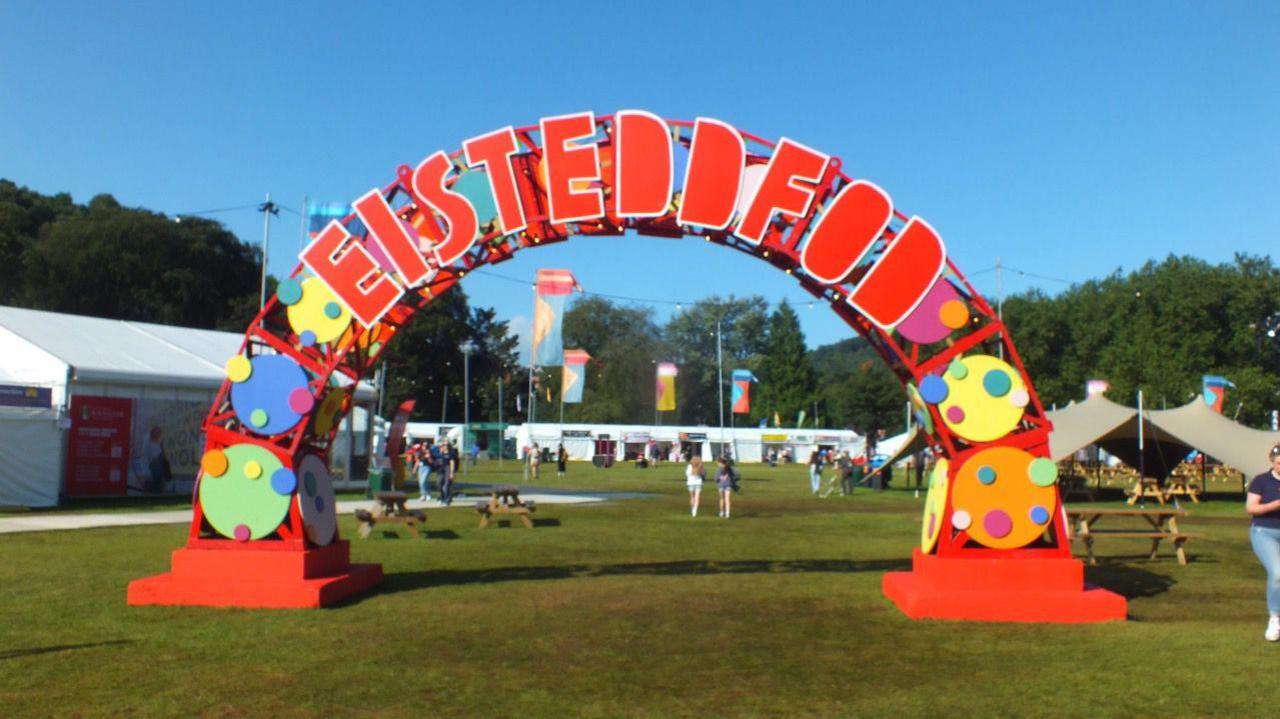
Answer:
xmin=1047 ymin=394 xmax=1280 ymax=478
xmin=0 ymin=305 xmax=374 ymax=400
xmin=1148 ymin=400 xmax=1280 ymax=478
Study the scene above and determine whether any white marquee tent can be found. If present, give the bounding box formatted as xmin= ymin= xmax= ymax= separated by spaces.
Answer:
xmin=0 ymin=305 xmax=375 ymax=507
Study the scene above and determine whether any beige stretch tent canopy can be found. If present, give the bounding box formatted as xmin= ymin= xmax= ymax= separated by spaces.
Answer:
xmin=1047 ymin=395 xmax=1280 ymax=479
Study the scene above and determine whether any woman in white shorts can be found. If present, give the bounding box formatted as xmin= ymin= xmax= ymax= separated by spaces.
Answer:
xmin=686 ymin=456 xmax=705 ymax=516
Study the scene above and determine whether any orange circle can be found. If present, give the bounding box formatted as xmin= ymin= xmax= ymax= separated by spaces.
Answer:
xmin=951 ymin=446 xmax=1057 ymax=550
xmin=201 ymin=450 xmax=229 ymax=477
xmin=939 ymin=300 xmax=969 ymax=329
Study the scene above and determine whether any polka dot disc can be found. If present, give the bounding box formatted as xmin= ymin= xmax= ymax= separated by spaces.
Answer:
xmin=933 ymin=354 xmax=1028 ymax=443
xmin=296 ymin=454 xmax=337 ymax=546
xmin=285 ymin=277 xmax=351 ymax=344
xmin=920 ymin=458 xmax=950 ymax=553
xmin=229 ymin=354 xmax=310 ymax=436
xmin=198 ymin=443 xmax=291 ymax=541
xmin=950 ymin=446 xmax=1058 ymax=549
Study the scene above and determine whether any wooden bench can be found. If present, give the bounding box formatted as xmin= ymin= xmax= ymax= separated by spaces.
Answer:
xmin=354 ymin=507 xmax=427 ymax=539
xmin=1066 ymin=506 xmax=1201 ymax=566
xmin=476 ymin=486 xmax=536 ymax=528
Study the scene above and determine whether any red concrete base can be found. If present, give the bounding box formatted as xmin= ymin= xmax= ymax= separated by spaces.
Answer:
xmin=882 ymin=549 xmax=1126 ymax=623
xmin=128 ymin=540 xmax=382 ymax=609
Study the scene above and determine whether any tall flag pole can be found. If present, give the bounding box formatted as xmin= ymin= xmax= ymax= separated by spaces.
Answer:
xmin=656 ymin=362 xmax=678 ymax=417
xmin=729 ymin=370 xmax=757 ymax=461
xmin=533 ymin=269 xmax=581 ymax=367
xmin=560 ymin=349 xmax=591 ymax=444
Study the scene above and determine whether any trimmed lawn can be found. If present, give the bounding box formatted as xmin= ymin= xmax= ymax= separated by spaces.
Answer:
xmin=0 ymin=461 xmax=1270 ymax=718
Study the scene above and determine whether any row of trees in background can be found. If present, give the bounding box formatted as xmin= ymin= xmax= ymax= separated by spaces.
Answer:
xmin=4 ymin=181 xmax=1278 ymax=433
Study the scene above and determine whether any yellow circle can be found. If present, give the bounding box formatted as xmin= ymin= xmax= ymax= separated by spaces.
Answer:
xmin=201 ymin=450 xmax=229 ymax=477
xmin=244 ymin=460 xmax=262 ymax=479
xmin=286 ymin=278 xmax=351 ymax=344
xmin=939 ymin=300 xmax=969 ymax=329
xmin=225 ymin=355 xmax=252 ymax=383
xmin=920 ymin=459 xmax=949 ymax=553
xmin=938 ymin=354 xmax=1026 ymax=443
xmin=951 ymin=447 xmax=1057 ymax=550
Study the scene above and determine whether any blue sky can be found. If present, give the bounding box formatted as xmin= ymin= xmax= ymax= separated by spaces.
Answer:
xmin=2 ymin=1 xmax=1277 ymax=359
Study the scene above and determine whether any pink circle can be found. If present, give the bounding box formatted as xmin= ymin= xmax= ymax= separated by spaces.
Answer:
xmin=983 ymin=510 xmax=1013 ymax=539
xmin=288 ymin=388 xmax=315 ymax=414
xmin=233 ymin=524 xmax=251 ymax=542
xmin=945 ymin=405 xmax=966 ymax=423
xmin=1009 ymin=389 xmax=1030 ymax=408
xmin=927 ymin=513 xmax=936 ymax=538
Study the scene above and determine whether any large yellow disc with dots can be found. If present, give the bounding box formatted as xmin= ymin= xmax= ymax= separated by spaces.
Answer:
xmin=950 ymin=446 xmax=1058 ymax=550
xmin=920 ymin=458 xmax=949 ymax=553
xmin=286 ymin=277 xmax=352 ymax=344
xmin=932 ymin=354 xmax=1029 ymax=443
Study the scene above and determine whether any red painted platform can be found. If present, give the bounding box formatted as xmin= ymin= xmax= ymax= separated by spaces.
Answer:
xmin=883 ymin=548 xmax=1126 ymax=623
xmin=128 ymin=540 xmax=382 ymax=609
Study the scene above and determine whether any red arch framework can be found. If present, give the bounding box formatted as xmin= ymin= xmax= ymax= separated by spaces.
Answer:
xmin=129 ymin=114 xmax=1126 ymax=621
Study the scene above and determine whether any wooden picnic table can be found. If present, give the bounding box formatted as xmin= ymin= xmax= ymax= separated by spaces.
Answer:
xmin=1065 ymin=506 xmax=1199 ymax=566
xmin=476 ymin=485 xmax=536 ymax=528
xmin=355 ymin=491 xmax=426 ymax=539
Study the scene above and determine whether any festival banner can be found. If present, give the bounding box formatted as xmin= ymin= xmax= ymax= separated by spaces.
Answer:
xmin=561 ymin=349 xmax=591 ymax=403
xmin=65 ymin=396 xmax=132 ymax=497
xmin=1202 ymin=375 xmax=1235 ymax=413
xmin=656 ymin=362 xmax=677 ymax=411
xmin=306 ymin=201 xmax=350 ymax=234
xmin=731 ymin=370 xmax=757 ymax=414
xmin=129 ymin=398 xmax=207 ymax=490
xmin=532 ymin=268 xmax=581 ymax=366
xmin=1085 ymin=379 xmax=1110 ymax=398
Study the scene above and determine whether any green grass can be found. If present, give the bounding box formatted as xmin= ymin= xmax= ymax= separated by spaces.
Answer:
xmin=0 ymin=461 xmax=1271 ymax=718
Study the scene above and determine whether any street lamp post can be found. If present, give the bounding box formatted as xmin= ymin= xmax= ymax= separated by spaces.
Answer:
xmin=257 ymin=193 xmax=279 ymax=310
xmin=461 ymin=340 xmax=475 ymax=476
xmin=716 ymin=317 xmax=725 ymax=460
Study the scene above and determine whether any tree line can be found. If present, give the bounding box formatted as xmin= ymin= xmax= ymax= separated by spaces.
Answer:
xmin=4 ymin=180 xmax=1277 ymax=432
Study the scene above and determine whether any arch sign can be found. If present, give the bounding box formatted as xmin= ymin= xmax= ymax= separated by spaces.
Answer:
xmin=129 ymin=112 xmax=1125 ymax=622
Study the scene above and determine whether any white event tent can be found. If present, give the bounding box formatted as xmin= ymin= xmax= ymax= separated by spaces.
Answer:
xmin=0 ymin=305 xmax=376 ymax=507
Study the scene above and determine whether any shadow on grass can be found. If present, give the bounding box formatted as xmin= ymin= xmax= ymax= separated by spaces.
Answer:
xmin=0 ymin=640 xmax=134 ymax=661
xmin=1084 ymin=561 xmax=1178 ymax=599
xmin=424 ymin=529 xmax=461 ymax=540
xmin=374 ymin=557 xmax=911 ymax=596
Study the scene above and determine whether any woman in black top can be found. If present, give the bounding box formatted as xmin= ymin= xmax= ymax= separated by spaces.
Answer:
xmin=1245 ymin=443 xmax=1280 ymax=641
xmin=556 ymin=444 xmax=568 ymax=479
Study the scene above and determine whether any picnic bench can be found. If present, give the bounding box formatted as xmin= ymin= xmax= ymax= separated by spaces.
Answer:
xmin=476 ymin=486 xmax=536 ymax=528
xmin=354 ymin=491 xmax=427 ymax=539
xmin=1065 ymin=506 xmax=1200 ymax=566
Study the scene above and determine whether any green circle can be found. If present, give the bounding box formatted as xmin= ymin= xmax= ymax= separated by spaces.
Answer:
xmin=948 ymin=359 xmax=968 ymax=379
xmin=323 ymin=302 xmax=342 ymax=319
xmin=198 ymin=444 xmax=291 ymax=540
xmin=1028 ymin=458 xmax=1059 ymax=487
xmin=250 ymin=409 xmax=268 ymax=427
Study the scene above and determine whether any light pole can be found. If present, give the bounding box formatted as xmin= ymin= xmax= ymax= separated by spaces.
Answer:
xmin=257 ymin=193 xmax=279 ymax=309
xmin=716 ymin=317 xmax=725 ymax=459
xmin=461 ymin=340 xmax=475 ymax=476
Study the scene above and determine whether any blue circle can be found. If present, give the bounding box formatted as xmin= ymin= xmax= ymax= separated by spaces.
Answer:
xmin=229 ymin=355 xmax=309 ymax=436
xmin=314 ymin=495 xmax=325 ymax=513
xmin=977 ymin=466 xmax=997 ymax=485
xmin=323 ymin=302 xmax=342 ymax=319
xmin=1029 ymin=506 xmax=1050 ymax=525
xmin=276 ymin=278 xmax=303 ymax=306
xmin=983 ymin=369 xmax=1012 ymax=397
xmin=919 ymin=374 xmax=949 ymax=404
xmin=299 ymin=330 xmax=317 ymax=347
xmin=304 ymin=471 xmax=317 ymax=496
xmin=270 ymin=468 xmax=297 ymax=496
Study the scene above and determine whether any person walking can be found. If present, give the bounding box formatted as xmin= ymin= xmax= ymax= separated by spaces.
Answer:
xmin=837 ymin=450 xmax=855 ymax=496
xmin=1246 ymin=443 xmax=1280 ymax=641
xmin=686 ymin=455 xmax=705 ymax=517
xmin=529 ymin=442 xmax=541 ymax=482
xmin=556 ymin=444 xmax=568 ymax=479
xmin=422 ymin=437 xmax=442 ymax=498
xmin=807 ymin=449 xmax=823 ymax=495
xmin=440 ymin=440 xmax=459 ymax=506
xmin=716 ymin=458 xmax=734 ymax=518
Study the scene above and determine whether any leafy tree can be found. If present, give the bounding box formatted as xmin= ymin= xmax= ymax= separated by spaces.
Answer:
xmin=553 ymin=296 xmax=667 ymax=424
xmin=810 ymin=337 xmax=904 ymax=434
xmin=662 ymin=295 xmax=769 ymax=425
xmin=756 ymin=300 xmax=817 ymax=427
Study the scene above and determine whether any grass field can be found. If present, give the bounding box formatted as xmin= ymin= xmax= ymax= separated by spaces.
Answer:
xmin=0 ymin=461 xmax=1273 ymax=718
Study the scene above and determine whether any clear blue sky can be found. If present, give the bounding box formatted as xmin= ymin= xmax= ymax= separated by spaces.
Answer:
xmin=2 ymin=1 xmax=1277 ymax=360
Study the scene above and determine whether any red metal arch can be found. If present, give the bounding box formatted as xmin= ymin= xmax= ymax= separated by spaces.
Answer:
xmin=129 ymin=114 xmax=1125 ymax=621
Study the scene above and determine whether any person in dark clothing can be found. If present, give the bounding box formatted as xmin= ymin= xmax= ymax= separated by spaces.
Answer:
xmin=440 ymin=440 xmax=460 ymax=505
xmin=1246 ymin=443 xmax=1280 ymax=641
xmin=556 ymin=444 xmax=568 ymax=479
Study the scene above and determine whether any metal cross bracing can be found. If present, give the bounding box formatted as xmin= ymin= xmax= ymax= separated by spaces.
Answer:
xmin=192 ymin=114 xmax=1063 ymax=558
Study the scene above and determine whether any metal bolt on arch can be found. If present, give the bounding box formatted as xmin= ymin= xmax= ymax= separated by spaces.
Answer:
xmin=129 ymin=112 xmax=1126 ymax=621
